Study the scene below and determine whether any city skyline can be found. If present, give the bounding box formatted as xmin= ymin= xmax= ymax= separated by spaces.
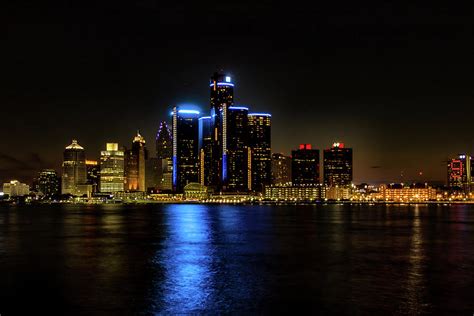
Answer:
xmin=2 ymin=87 xmax=473 ymax=187
xmin=3 ymin=2 xmax=474 ymax=185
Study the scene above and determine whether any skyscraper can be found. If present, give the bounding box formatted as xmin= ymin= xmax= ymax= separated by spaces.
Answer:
xmin=272 ymin=153 xmax=292 ymax=185
xmin=156 ymin=121 xmax=173 ymax=191
xmin=172 ymin=107 xmax=199 ymax=192
xmin=448 ymin=154 xmax=472 ymax=192
xmin=292 ymin=144 xmax=320 ymax=186
xmin=198 ymin=116 xmax=212 ymax=186
xmin=248 ymin=113 xmax=272 ymax=192
xmin=145 ymin=157 xmax=160 ymax=192
xmin=99 ymin=143 xmax=124 ymax=193
xmin=209 ymin=72 xmax=234 ymax=189
xmin=226 ymin=106 xmax=249 ymax=191
xmin=156 ymin=121 xmax=172 ymax=159
xmin=62 ymin=140 xmax=87 ymax=195
xmin=323 ymin=142 xmax=353 ymax=187
xmin=86 ymin=160 xmax=99 ymax=193
xmin=125 ymin=132 xmax=147 ymax=191
xmin=38 ymin=169 xmax=60 ymax=197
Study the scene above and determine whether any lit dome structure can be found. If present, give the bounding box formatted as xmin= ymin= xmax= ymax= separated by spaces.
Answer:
xmin=65 ymin=139 xmax=84 ymax=150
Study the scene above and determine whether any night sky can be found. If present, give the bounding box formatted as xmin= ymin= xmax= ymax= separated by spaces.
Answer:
xmin=2 ymin=1 xmax=474 ymax=185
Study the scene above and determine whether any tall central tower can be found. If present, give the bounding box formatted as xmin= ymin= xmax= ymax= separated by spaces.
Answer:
xmin=209 ymin=72 xmax=234 ymax=189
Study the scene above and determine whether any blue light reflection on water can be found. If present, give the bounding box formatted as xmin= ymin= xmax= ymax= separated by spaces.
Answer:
xmin=151 ymin=204 xmax=269 ymax=314
xmin=154 ymin=204 xmax=215 ymax=313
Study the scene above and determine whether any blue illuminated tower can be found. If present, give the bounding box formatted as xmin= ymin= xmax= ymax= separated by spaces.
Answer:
xmin=172 ymin=107 xmax=200 ymax=192
xmin=198 ymin=116 xmax=212 ymax=186
xmin=209 ymin=72 xmax=234 ymax=189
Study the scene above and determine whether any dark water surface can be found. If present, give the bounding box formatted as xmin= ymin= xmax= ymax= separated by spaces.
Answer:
xmin=1 ymin=204 xmax=473 ymax=315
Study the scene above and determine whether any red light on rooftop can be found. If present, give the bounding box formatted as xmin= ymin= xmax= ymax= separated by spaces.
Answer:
xmin=299 ymin=144 xmax=311 ymax=150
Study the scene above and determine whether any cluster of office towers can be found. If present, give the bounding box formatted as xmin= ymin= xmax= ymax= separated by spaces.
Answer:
xmin=271 ymin=143 xmax=353 ymax=187
xmin=56 ymin=72 xmax=272 ymax=195
xmin=52 ymin=72 xmax=353 ymax=197
xmin=170 ymin=72 xmax=272 ymax=193
xmin=60 ymin=135 xmax=149 ymax=196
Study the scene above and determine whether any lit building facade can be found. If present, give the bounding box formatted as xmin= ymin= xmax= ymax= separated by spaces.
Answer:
xmin=326 ymin=186 xmax=351 ymax=200
xmin=99 ymin=143 xmax=124 ymax=193
xmin=209 ymin=72 xmax=234 ymax=189
xmin=62 ymin=140 xmax=87 ymax=195
xmin=272 ymin=153 xmax=292 ymax=185
xmin=125 ymin=132 xmax=147 ymax=191
xmin=380 ymin=183 xmax=437 ymax=201
xmin=447 ymin=154 xmax=472 ymax=192
xmin=156 ymin=121 xmax=173 ymax=191
xmin=323 ymin=142 xmax=353 ymax=187
xmin=292 ymin=144 xmax=320 ymax=186
xmin=248 ymin=113 xmax=272 ymax=192
xmin=264 ymin=184 xmax=325 ymax=201
xmin=198 ymin=116 xmax=212 ymax=186
xmin=38 ymin=169 xmax=60 ymax=197
xmin=226 ymin=106 xmax=249 ymax=192
xmin=172 ymin=107 xmax=200 ymax=192
xmin=3 ymin=180 xmax=30 ymax=197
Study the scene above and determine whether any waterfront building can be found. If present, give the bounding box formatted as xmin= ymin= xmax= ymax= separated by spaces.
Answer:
xmin=272 ymin=153 xmax=292 ymax=185
xmin=380 ymin=183 xmax=436 ymax=201
xmin=248 ymin=113 xmax=272 ymax=192
xmin=209 ymin=72 xmax=234 ymax=189
xmin=326 ymin=186 xmax=351 ymax=200
xmin=38 ymin=169 xmax=60 ymax=197
xmin=183 ymin=182 xmax=209 ymax=200
xmin=291 ymin=144 xmax=320 ymax=186
xmin=172 ymin=107 xmax=200 ymax=192
xmin=86 ymin=160 xmax=99 ymax=193
xmin=62 ymin=140 xmax=88 ymax=196
xmin=226 ymin=106 xmax=250 ymax=192
xmin=323 ymin=142 xmax=353 ymax=186
xmin=99 ymin=143 xmax=124 ymax=193
xmin=3 ymin=180 xmax=30 ymax=197
xmin=156 ymin=121 xmax=173 ymax=191
xmin=114 ymin=190 xmax=146 ymax=201
xmin=124 ymin=132 xmax=148 ymax=191
xmin=198 ymin=116 xmax=212 ymax=186
xmin=264 ymin=184 xmax=326 ymax=201
xmin=447 ymin=154 xmax=473 ymax=192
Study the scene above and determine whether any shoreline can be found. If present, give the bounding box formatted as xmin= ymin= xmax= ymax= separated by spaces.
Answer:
xmin=2 ymin=200 xmax=474 ymax=206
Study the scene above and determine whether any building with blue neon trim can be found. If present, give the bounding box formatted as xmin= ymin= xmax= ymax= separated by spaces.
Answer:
xmin=172 ymin=106 xmax=200 ymax=192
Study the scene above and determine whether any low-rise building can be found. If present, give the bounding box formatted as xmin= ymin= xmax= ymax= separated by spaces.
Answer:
xmin=264 ymin=184 xmax=326 ymax=201
xmin=3 ymin=180 xmax=30 ymax=197
xmin=326 ymin=186 xmax=351 ymax=200
xmin=184 ymin=182 xmax=209 ymax=200
xmin=380 ymin=183 xmax=436 ymax=201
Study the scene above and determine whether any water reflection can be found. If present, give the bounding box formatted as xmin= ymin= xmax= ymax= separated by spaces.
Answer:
xmin=1 ymin=204 xmax=474 ymax=314
xmin=398 ymin=205 xmax=429 ymax=314
xmin=155 ymin=204 xmax=215 ymax=313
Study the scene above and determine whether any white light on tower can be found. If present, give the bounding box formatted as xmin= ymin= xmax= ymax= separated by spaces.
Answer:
xmin=225 ymin=76 xmax=231 ymax=82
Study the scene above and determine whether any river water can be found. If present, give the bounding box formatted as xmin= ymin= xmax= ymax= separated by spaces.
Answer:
xmin=0 ymin=204 xmax=473 ymax=315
